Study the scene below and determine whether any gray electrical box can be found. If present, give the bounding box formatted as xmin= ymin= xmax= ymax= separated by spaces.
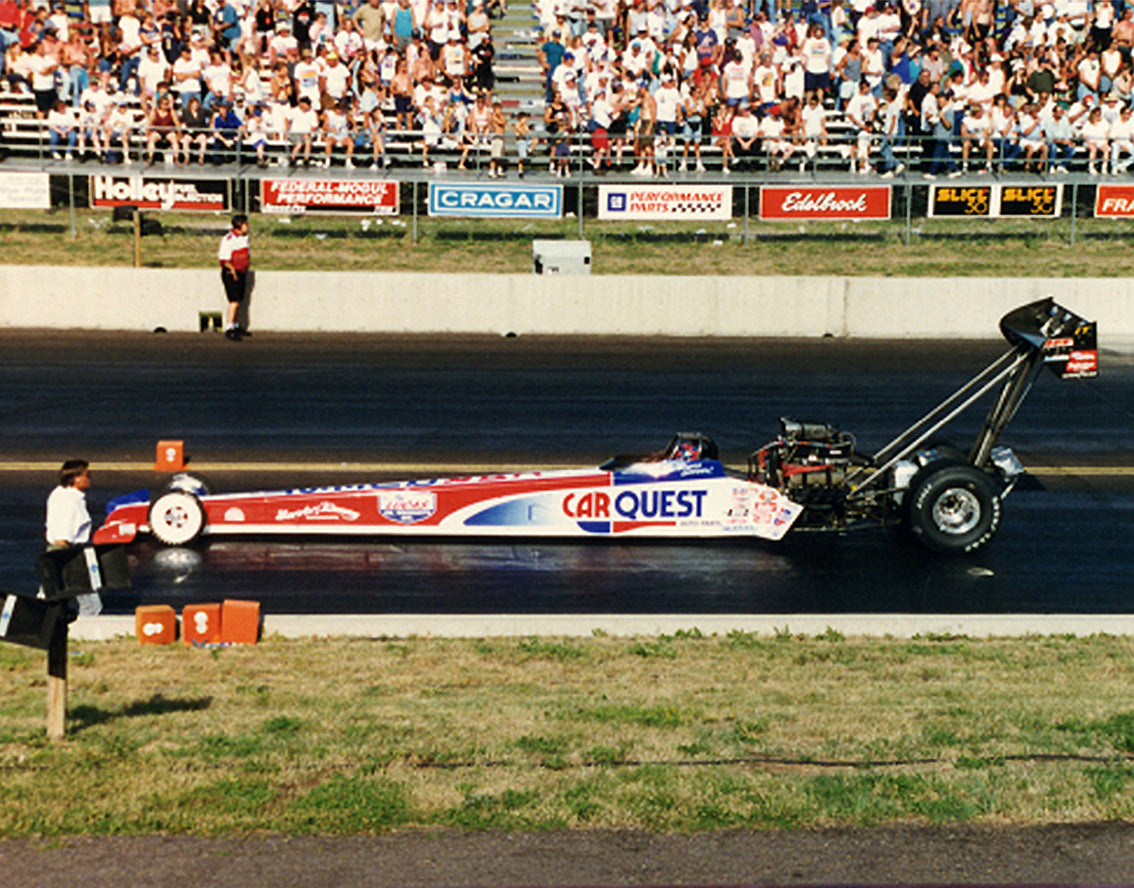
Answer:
xmin=532 ymin=240 xmax=591 ymax=275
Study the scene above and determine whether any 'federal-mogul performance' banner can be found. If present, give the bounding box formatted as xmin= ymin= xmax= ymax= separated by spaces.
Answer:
xmin=428 ymin=183 xmax=562 ymax=218
xmin=90 ymin=175 xmax=228 ymax=211
xmin=597 ymin=185 xmax=732 ymax=220
xmin=759 ymin=186 xmax=892 ymax=221
xmin=261 ymin=179 xmax=398 ymax=215
xmin=928 ymin=184 xmax=1062 ymax=218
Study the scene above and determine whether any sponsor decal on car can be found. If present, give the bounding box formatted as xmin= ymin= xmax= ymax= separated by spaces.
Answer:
xmin=275 ymin=501 xmax=361 ymax=522
xmin=224 ymin=507 xmax=246 ymax=522
xmin=562 ymin=489 xmax=708 ymax=521
xmin=377 ymin=490 xmax=438 ymax=524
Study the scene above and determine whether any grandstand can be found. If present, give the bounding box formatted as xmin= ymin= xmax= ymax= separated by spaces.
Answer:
xmin=0 ymin=0 xmax=1130 ymax=179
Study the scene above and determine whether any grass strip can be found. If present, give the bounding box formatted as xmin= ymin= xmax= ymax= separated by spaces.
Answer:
xmin=7 ymin=209 xmax=1134 ymax=276
xmin=3 ymin=631 xmax=1134 ymax=834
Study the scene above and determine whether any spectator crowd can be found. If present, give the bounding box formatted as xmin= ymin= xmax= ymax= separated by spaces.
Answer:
xmin=2 ymin=0 xmax=1134 ymax=175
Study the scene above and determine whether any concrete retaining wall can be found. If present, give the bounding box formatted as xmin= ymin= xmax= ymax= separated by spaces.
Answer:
xmin=2 ymin=266 xmax=1131 ymax=341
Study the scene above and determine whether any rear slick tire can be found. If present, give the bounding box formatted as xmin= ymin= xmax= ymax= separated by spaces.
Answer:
xmin=148 ymin=490 xmax=206 ymax=546
xmin=907 ymin=464 xmax=1001 ymax=554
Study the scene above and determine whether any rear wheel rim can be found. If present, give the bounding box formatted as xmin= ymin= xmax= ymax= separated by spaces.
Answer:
xmin=932 ymin=487 xmax=981 ymax=536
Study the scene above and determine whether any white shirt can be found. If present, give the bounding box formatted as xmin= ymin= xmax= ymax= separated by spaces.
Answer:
xmin=46 ymin=485 xmax=91 ymax=545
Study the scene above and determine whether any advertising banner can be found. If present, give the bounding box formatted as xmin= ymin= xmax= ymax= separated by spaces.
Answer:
xmin=927 ymin=185 xmax=992 ymax=217
xmin=998 ymin=184 xmax=1062 ymax=217
xmin=928 ymin=184 xmax=1062 ymax=218
xmin=90 ymin=175 xmax=227 ymax=211
xmin=1094 ymin=185 xmax=1134 ymax=217
xmin=0 ymin=172 xmax=50 ymax=209
xmin=427 ymin=182 xmax=562 ymax=218
xmin=260 ymin=179 xmax=398 ymax=215
xmin=597 ymin=184 xmax=732 ymax=220
xmin=759 ymin=185 xmax=891 ymax=221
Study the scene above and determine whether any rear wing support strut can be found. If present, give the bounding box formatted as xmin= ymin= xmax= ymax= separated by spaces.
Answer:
xmin=844 ymin=299 xmax=1097 ymax=499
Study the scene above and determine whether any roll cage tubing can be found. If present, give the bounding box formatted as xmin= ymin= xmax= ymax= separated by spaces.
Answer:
xmin=844 ymin=299 xmax=1088 ymax=500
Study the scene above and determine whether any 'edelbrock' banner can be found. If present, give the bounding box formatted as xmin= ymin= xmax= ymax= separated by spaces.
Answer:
xmin=90 ymin=175 xmax=227 ymax=211
xmin=759 ymin=185 xmax=892 ymax=221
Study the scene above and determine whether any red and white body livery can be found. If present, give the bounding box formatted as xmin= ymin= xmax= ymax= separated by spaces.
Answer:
xmin=94 ymin=441 xmax=804 ymax=547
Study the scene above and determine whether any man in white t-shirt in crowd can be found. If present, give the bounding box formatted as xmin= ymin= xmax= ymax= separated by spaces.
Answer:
xmin=293 ymin=47 xmax=322 ymax=105
xmin=759 ymin=105 xmax=792 ymax=169
xmin=799 ymin=90 xmax=827 ymax=172
xmin=137 ymin=46 xmax=170 ymax=108
xmin=960 ymin=101 xmax=994 ymax=173
xmin=288 ymin=95 xmax=320 ymax=166
xmin=172 ymin=44 xmax=205 ymax=109
xmin=844 ymin=78 xmax=877 ymax=173
xmin=1110 ymin=104 xmax=1134 ymax=174
xmin=319 ymin=51 xmax=352 ymax=109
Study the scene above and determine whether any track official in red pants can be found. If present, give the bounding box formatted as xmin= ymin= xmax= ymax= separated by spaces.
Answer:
xmin=218 ymin=213 xmax=251 ymax=341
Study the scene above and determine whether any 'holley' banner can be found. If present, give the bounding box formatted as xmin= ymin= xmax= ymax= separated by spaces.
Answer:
xmin=90 ymin=175 xmax=228 ymax=211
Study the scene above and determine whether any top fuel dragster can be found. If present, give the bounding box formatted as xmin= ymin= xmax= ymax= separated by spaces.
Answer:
xmin=93 ymin=299 xmax=1097 ymax=555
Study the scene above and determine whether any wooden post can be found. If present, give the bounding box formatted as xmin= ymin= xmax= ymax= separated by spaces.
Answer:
xmin=46 ymin=617 xmax=67 ymax=740
xmin=132 ymin=208 xmax=142 ymax=268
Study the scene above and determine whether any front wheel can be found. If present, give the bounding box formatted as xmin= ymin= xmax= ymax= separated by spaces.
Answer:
xmin=907 ymin=464 xmax=1001 ymax=554
xmin=148 ymin=490 xmax=207 ymax=546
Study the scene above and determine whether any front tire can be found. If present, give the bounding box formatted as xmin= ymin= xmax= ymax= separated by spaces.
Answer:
xmin=148 ymin=490 xmax=206 ymax=546
xmin=907 ymin=464 xmax=1001 ymax=554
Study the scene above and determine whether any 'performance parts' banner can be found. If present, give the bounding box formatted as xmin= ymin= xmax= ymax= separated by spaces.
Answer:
xmin=598 ymin=185 xmax=732 ymax=220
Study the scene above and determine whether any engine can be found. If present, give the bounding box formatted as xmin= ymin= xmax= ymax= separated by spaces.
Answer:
xmin=749 ymin=419 xmax=862 ymax=522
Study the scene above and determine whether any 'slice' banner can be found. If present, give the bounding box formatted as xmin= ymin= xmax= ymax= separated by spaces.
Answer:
xmin=90 ymin=175 xmax=228 ymax=211
xmin=0 ymin=172 xmax=50 ymax=209
xmin=759 ymin=186 xmax=892 ymax=220
xmin=428 ymin=183 xmax=562 ymax=218
xmin=597 ymin=185 xmax=732 ymax=220
xmin=261 ymin=179 xmax=399 ymax=215
xmin=928 ymin=184 xmax=1062 ymax=218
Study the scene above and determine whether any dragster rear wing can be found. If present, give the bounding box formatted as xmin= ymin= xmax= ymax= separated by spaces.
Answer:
xmin=847 ymin=298 xmax=1097 ymax=496
xmin=1000 ymin=299 xmax=1099 ymax=380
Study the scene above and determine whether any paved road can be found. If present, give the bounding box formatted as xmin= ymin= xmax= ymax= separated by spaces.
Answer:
xmin=0 ymin=330 xmax=1131 ymax=614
